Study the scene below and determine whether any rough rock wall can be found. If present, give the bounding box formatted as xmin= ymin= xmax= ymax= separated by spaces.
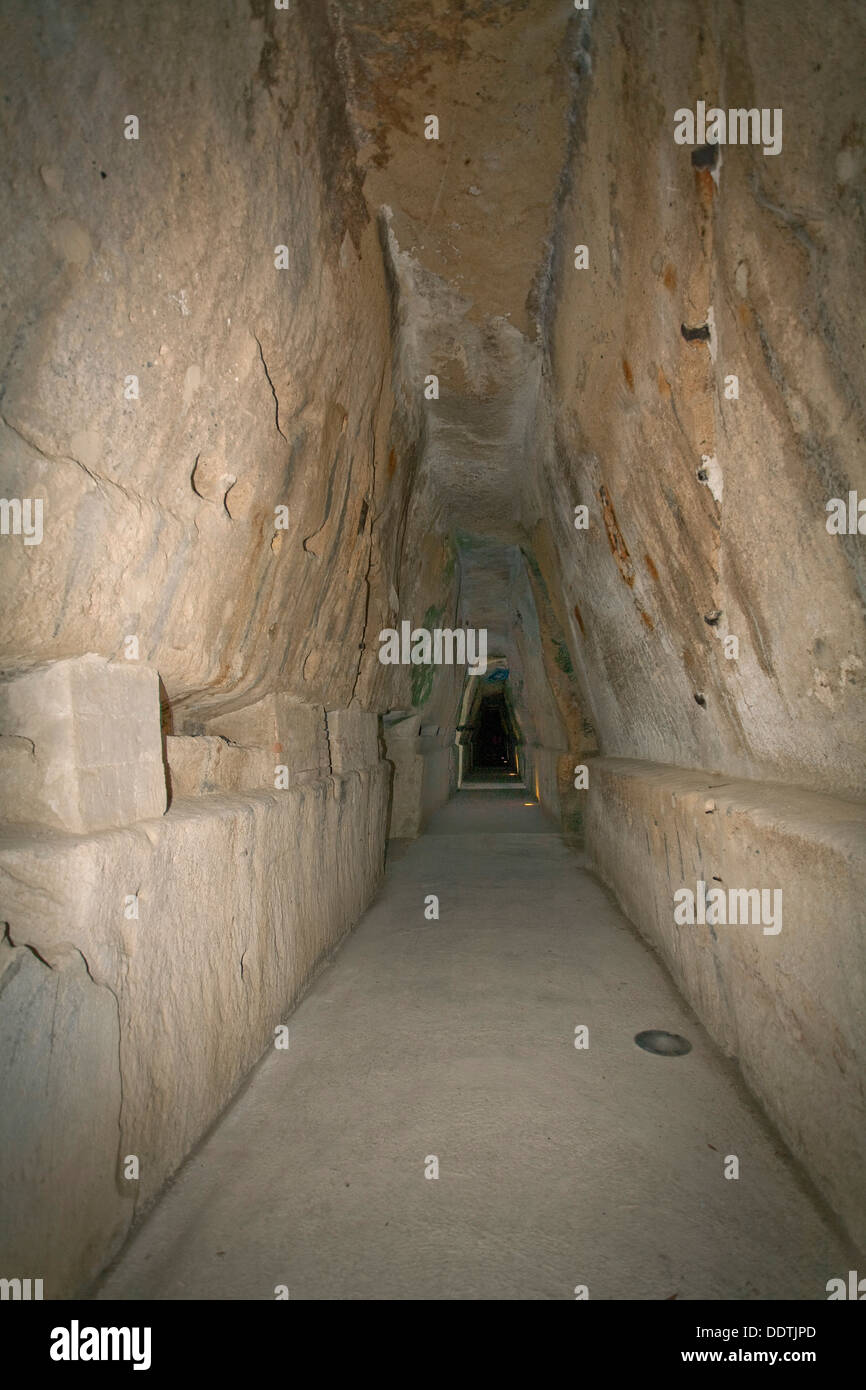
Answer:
xmin=0 ymin=0 xmax=449 ymax=1296
xmin=530 ymin=0 xmax=866 ymax=1245
xmin=0 ymin=0 xmax=421 ymax=722
xmin=537 ymin=0 xmax=866 ymax=796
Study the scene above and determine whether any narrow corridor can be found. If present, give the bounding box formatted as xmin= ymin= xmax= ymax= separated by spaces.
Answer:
xmin=98 ymin=789 xmax=851 ymax=1302
xmin=2 ymin=0 xmax=864 ymax=1322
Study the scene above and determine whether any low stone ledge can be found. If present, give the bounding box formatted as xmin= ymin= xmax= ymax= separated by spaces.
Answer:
xmin=384 ymin=729 xmax=456 ymax=837
xmin=586 ymin=756 xmax=866 ymax=1249
xmin=0 ymin=761 xmax=390 ymax=1296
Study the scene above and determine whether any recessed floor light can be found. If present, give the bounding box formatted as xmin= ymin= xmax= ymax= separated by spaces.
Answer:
xmin=634 ymin=1030 xmax=692 ymax=1056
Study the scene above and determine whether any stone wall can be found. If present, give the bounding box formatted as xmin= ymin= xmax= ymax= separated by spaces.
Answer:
xmin=384 ymin=715 xmax=457 ymax=839
xmin=515 ymin=0 xmax=866 ymax=1249
xmin=587 ymin=758 xmax=866 ymax=1249
xmin=0 ymin=0 xmax=425 ymax=1297
xmin=0 ymin=656 xmax=389 ymax=1296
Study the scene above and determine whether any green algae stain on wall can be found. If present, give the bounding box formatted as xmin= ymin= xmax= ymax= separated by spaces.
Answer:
xmin=411 ymin=604 xmax=444 ymax=707
xmin=553 ymin=638 xmax=574 ymax=676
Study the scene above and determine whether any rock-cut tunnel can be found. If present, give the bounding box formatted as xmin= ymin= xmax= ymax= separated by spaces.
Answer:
xmin=0 ymin=0 xmax=865 ymax=1309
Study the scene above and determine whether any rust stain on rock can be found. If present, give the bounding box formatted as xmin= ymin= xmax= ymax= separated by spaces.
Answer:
xmin=663 ymin=263 xmax=677 ymax=292
xmin=598 ymin=484 xmax=635 ymax=587
xmin=645 ymin=553 xmax=659 ymax=581
xmin=622 ymin=358 xmax=635 ymax=392
xmin=695 ymin=165 xmax=716 ymax=210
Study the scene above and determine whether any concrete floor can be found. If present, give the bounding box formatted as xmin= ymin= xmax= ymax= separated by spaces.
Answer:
xmin=459 ymin=766 xmax=522 ymax=789
xmin=97 ymin=789 xmax=854 ymax=1300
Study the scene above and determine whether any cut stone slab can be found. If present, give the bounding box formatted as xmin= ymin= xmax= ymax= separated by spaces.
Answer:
xmin=202 ymin=695 xmax=329 ymax=777
xmin=165 ymin=735 xmax=273 ymax=797
xmin=0 ymin=937 xmax=128 ymax=1299
xmin=0 ymin=654 xmax=166 ymax=833
xmin=325 ymin=707 xmax=380 ymax=773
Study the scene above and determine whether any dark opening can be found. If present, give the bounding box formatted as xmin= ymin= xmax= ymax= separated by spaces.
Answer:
xmin=470 ymin=692 xmax=517 ymax=772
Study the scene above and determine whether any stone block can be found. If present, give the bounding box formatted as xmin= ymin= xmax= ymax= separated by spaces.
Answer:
xmin=165 ymin=735 xmax=273 ymax=797
xmin=326 ymin=707 xmax=380 ymax=773
xmin=0 ymin=654 xmax=166 ymax=833
xmin=202 ymin=695 xmax=329 ymax=776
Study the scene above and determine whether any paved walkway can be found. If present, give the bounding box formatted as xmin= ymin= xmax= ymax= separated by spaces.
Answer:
xmin=98 ymin=789 xmax=853 ymax=1300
